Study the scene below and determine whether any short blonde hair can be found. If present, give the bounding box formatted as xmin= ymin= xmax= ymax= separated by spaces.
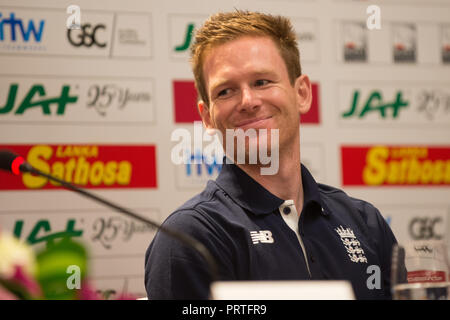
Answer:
xmin=190 ymin=10 xmax=301 ymax=107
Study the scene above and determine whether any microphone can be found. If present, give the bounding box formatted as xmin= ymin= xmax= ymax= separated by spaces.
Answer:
xmin=0 ymin=149 xmax=219 ymax=294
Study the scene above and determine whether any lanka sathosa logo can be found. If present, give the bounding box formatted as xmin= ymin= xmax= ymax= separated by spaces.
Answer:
xmin=341 ymin=145 xmax=450 ymax=186
xmin=0 ymin=144 xmax=157 ymax=190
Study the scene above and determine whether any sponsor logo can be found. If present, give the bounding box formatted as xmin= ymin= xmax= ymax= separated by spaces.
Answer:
xmin=0 ymin=77 xmax=154 ymax=123
xmin=173 ymin=80 xmax=321 ymax=124
xmin=174 ymin=22 xmax=194 ymax=52
xmin=442 ymin=24 xmax=450 ymax=64
xmin=0 ymin=12 xmax=45 ymax=42
xmin=184 ymin=150 xmax=222 ymax=177
xmin=290 ymin=18 xmax=319 ymax=62
xmin=409 ymin=217 xmax=443 ymax=240
xmin=0 ymin=8 xmax=151 ymax=58
xmin=91 ymin=216 xmax=155 ymax=250
xmin=67 ymin=23 xmax=107 ymax=48
xmin=338 ymin=83 xmax=450 ymax=124
xmin=14 ymin=218 xmax=83 ymax=246
xmin=297 ymin=31 xmax=315 ymax=42
xmin=0 ymin=144 xmax=157 ymax=190
xmin=392 ymin=23 xmax=416 ymax=63
xmin=175 ymin=149 xmax=223 ymax=189
xmin=378 ymin=206 xmax=449 ymax=246
xmin=407 ymin=270 xmax=446 ymax=283
xmin=342 ymin=22 xmax=367 ymax=62
xmin=117 ymin=29 xmax=145 ymax=45
xmin=250 ymin=230 xmax=274 ymax=244
xmin=169 ymin=15 xmax=207 ymax=59
xmin=6 ymin=210 xmax=160 ymax=254
xmin=86 ymin=84 xmax=151 ymax=117
xmin=342 ymin=90 xmax=408 ymax=119
xmin=341 ymin=145 xmax=450 ymax=186
xmin=0 ymin=11 xmax=45 ymax=52
xmin=414 ymin=245 xmax=434 ymax=254
xmin=112 ymin=14 xmax=152 ymax=58
xmin=0 ymin=83 xmax=78 ymax=116
xmin=416 ymin=89 xmax=450 ymax=121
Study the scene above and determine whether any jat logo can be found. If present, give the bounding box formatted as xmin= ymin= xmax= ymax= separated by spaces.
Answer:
xmin=0 ymin=12 xmax=45 ymax=42
xmin=342 ymin=145 xmax=450 ymax=186
xmin=0 ymin=84 xmax=78 ymax=115
xmin=0 ymin=144 xmax=157 ymax=190
xmin=14 ymin=219 xmax=83 ymax=247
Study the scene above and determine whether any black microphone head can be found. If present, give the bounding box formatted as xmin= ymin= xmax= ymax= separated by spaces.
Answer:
xmin=0 ymin=149 xmax=25 ymax=174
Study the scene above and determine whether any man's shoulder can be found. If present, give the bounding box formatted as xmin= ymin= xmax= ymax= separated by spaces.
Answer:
xmin=317 ymin=183 xmax=381 ymax=224
xmin=316 ymin=182 xmax=392 ymax=243
xmin=163 ymin=181 xmax=227 ymax=226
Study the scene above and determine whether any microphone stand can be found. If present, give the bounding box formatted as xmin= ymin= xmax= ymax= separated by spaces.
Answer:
xmin=17 ymin=161 xmax=219 ymax=292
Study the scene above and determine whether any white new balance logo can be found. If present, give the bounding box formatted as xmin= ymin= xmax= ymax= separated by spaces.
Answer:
xmin=250 ymin=230 xmax=274 ymax=244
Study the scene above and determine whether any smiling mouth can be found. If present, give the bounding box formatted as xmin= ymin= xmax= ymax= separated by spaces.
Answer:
xmin=235 ymin=116 xmax=272 ymax=129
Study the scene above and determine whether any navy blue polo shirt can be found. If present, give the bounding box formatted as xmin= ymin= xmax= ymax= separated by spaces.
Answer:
xmin=145 ymin=162 xmax=398 ymax=300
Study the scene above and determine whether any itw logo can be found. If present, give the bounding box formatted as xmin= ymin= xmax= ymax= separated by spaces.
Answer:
xmin=342 ymin=90 xmax=409 ymax=118
xmin=0 ymin=84 xmax=78 ymax=115
xmin=13 ymin=219 xmax=83 ymax=247
xmin=186 ymin=151 xmax=222 ymax=177
xmin=0 ymin=12 xmax=45 ymax=42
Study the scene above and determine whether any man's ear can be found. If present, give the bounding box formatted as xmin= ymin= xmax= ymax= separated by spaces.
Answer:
xmin=198 ymin=100 xmax=214 ymax=130
xmin=294 ymin=74 xmax=312 ymax=115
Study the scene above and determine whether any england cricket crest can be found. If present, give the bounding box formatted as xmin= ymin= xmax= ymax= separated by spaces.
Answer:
xmin=335 ymin=225 xmax=368 ymax=263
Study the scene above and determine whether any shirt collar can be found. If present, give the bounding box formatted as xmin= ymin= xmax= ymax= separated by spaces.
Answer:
xmin=215 ymin=160 xmax=328 ymax=216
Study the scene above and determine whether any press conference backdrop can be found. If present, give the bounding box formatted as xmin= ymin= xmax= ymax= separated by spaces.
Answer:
xmin=0 ymin=0 xmax=449 ymax=297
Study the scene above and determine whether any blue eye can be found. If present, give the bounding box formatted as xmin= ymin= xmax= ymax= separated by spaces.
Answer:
xmin=217 ymin=88 xmax=233 ymax=98
xmin=218 ymin=89 xmax=228 ymax=97
xmin=255 ymin=79 xmax=269 ymax=86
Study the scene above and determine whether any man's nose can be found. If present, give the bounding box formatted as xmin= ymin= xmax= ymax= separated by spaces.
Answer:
xmin=237 ymin=87 xmax=261 ymax=112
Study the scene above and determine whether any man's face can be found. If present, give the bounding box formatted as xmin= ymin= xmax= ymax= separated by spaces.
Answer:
xmin=198 ymin=36 xmax=311 ymax=160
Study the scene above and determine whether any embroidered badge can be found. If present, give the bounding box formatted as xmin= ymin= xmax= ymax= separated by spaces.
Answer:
xmin=335 ymin=225 xmax=368 ymax=263
xmin=250 ymin=230 xmax=274 ymax=244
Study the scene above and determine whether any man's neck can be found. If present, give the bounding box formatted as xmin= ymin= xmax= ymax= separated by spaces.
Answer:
xmin=237 ymin=145 xmax=304 ymax=215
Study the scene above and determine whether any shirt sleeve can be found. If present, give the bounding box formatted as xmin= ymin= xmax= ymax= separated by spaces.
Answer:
xmin=362 ymin=202 xmax=399 ymax=299
xmin=144 ymin=208 xmax=236 ymax=299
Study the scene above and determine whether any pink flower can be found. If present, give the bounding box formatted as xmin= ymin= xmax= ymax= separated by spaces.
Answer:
xmin=77 ymin=280 xmax=102 ymax=300
xmin=11 ymin=265 xmax=42 ymax=297
xmin=117 ymin=292 xmax=139 ymax=300
xmin=0 ymin=284 xmax=18 ymax=300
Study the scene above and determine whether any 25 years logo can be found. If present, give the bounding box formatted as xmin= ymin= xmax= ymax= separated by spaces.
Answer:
xmin=91 ymin=216 xmax=156 ymax=249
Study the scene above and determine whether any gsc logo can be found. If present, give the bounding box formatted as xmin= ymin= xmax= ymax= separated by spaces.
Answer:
xmin=67 ymin=23 xmax=106 ymax=47
xmin=409 ymin=217 xmax=443 ymax=240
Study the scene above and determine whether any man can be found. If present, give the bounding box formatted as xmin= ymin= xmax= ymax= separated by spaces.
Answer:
xmin=145 ymin=10 xmax=398 ymax=299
